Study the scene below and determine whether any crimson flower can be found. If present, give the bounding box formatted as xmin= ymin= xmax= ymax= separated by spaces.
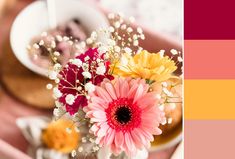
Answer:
xmin=57 ymin=48 xmax=114 ymax=115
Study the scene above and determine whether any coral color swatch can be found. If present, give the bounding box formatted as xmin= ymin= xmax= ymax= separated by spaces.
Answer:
xmin=185 ymin=40 xmax=235 ymax=79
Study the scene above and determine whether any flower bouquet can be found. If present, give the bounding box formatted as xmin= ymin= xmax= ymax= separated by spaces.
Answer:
xmin=38 ymin=13 xmax=182 ymax=159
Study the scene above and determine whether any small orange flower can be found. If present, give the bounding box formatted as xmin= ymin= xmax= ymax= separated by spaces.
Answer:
xmin=42 ymin=119 xmax=80 ymax=153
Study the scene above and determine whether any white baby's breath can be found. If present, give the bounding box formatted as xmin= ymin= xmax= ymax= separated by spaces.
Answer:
xmin=53 ymin=108 xmax=65 ymax=117
xmin=39 ymin=40 xmax=44 ymax=46
xmin=159 ymin=50 xmax=165 ymax=57
xmin=167 ymin=118 xmax=173 ymax=124
xmin=48 ymin=71 xmax=57 ymax=80
xmin=133 ymin=34 xmax=138 ymax=40
xmin=53 ymin=51 xmax=60 ymax=56
xmin=161 ymin=118 xmax=167 ymax=125
xmin=85 ymin=82 xmax=95 ymax=94
xmin=71 ymin=150 xmax=76 ymax=157
xmin=92 ymin=145 xmax=100 ymax=152
xmin=53 ymin=63 xmax=62 ymax=70
xmin=114 ymin=21 xmax=121 ymax=28
xmin=91 ymin=31 xmax=98 ymax=40
xmin=51 ymin=41 xmax=56 ymax=48
xmin=33 ymin=43 xmax=39 ymax=49
xmin=82 ymin=71 xmax=91 ymax=79
xmin=109 ymin=26 xmax=115 ymax=33
xmin=124 ymin=47 xmax=132 ymax=54
xmin=96 ymin=65 xmax=106 ymax=75
xmin=71 ymin=59 xmax=82 ymax=67
xmin=121 ymin=24 xmax=127 ymax=30
xmin=127 ymin=27 xmax=133 ymax=33
xmin=163 ymin=87 xmax=173 ymax=97
xmin=82 ymin=137 xmax=87 ymax=143
xmin=65 ymin=94 xmax=75 ymax=105
xmin=55 ymin=78 xmax=60 ymax=83
xmin=74 ymin=127 xmax=80 ymax=133
xmin=86 ymin=38 xmax=93 ymax=44
xmin=55 ymin=35 xmax=62 ymax=42
xmin=53 ymin=87 xmax=62 ymax=98
xmin=170 ymin=49 xmax=178 ymax=55
xmin=63 ymin=36 xmax=69 ymax=41
xmin=107 ymin=39 xmax=116 ymax=46
xmin=178 ymin=56 xmax=183 ymax=62
xmin=84 ymin=56 xmax=90 ymax=61
xmin=98 ymin=46 xmax=108 ymax=54
xmin=114 ymin=46 xmax=121 ymax=52
xmin=77 ymin=86 xmax=82 ymax=91
xmin=133 ymin=40 xmax=139 ymax=46
xmin=140 ymin=34 xmax=145 ymax=40
xmin=55 ymin=101 xmax=63 ymax=107
xmin=46 ymin=84 xmax=53 ymax=89
xmin=78 ymin=147 xmax=83 ymax=152
xmin=137 ymin=27 xmax=143 ymax=34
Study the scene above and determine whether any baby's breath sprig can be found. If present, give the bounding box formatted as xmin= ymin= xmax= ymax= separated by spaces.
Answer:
xmin=157 ymin=79 xmax=182 ymax=113
xmin=28 ymin=32 xmax=87 ymax=70
xmin=106 ymin=13 xmax=145 ymax=61
xmin=83 ymin=13 xmax=145 ymax=64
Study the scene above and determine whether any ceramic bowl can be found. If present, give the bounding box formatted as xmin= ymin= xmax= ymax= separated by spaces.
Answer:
xmin=10 ymin=0 xmax=109 ymax=76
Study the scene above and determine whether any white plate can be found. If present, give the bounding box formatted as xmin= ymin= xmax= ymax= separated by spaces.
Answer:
xmin=10 ymin=0 xmax=109 ymax=76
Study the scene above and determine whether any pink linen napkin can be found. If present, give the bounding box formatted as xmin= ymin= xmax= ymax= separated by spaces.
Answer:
xmin=0 ymin=139 xmax=32 ymax=159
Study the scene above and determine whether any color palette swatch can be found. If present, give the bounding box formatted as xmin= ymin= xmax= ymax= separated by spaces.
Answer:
xmin=184 ymin=0 xmax=235 ymax=158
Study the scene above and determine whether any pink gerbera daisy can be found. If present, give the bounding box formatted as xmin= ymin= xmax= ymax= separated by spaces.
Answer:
xmin=84 ymin=77 xmax=165 ymax=157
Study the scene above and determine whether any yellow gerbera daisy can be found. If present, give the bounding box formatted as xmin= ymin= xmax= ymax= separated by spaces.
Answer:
xmin=112 ymin=50 xmax=177 ymax=82
xmin=42 ymin=119 xmax=80 ymax=153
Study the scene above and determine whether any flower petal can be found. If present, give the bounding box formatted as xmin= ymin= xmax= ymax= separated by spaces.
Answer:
xmin=133 ymin=84 xmax=144 ymax=103
xmin=105 ymin=82 xmax=117 ymax=100
xmin=105 ymin=128 xmax=115 ymax=145
xmin=95 ymin=87 xmax=112 ymax=103
xmin=97 ymin=122 xmax=109 ymax=138
xmin=113 ymin=79 xmax=120 ymax=97
xmin=91 ymin=96 xmax=108 ymax=108
xmin=120 ymin=80 xmax=129 ymax=97
xmin=114 ymin=131 xmax=124 ymax=149
xmin=130 ymin=131 xmax=144 ymax=149
xmin=92 ymin=111 xmax=107 ymax=119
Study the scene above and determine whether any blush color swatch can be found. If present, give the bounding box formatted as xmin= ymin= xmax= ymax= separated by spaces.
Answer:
xmin=185 ymin=120 xmax=235 ymax=159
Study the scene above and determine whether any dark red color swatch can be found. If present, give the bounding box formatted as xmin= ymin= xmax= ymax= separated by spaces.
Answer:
xmin=184 ymin=0 xmax=235 ymax=39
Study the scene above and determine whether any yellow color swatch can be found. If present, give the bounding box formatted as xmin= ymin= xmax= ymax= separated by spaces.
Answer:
xmin=185 ymin=80 xmax=235 ymax=119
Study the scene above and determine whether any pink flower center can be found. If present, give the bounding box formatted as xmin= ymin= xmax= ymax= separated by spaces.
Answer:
xmin=105 ymin=98 xmax=142 ymax=132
